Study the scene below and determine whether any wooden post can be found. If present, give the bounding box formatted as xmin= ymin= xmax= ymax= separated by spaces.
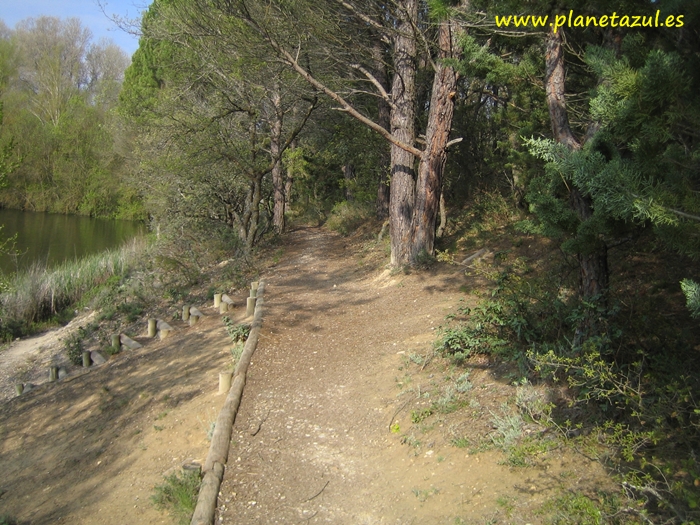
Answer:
xmin=221 ymin=295 xmax=234 ymax=313
xmin=15 ymin=383 xmax=23 ymax=396
xmin=111 ymin=334 xmax=121 ymax=351
xmin=183 ymin=305 xmax=190 ymax=322
xmin=148 ymin=319 xmax=157 ymax=338
xmin=189 ymin=307 xmax=203 ymax=317
xmin=250 ymin=283 xmax=257 ymax=298
xmin=189 ymin=315 xmax=199 ymax=326
xmin=214 ymin=294 xmax=222 ymax=308
xmin=120 ymin=333 xmax=144 ymax=350
xmin=218 ymin=371 xmax=232 ymax=394
xmin=246 ymin=297 xmax=256 ymax=316
xmin=82 ymin=351 xmax=91 ymax=368
xmin=49 ymin=366 xmax=58 ymax=382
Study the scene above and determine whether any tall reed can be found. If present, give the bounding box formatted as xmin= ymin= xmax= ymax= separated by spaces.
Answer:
xmin=0 ymin=237 xmax=146 ymax=337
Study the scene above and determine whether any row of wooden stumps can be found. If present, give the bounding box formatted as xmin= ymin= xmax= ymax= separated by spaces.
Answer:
xmin=17 ymin=284 xmax=260 ymax=397
xmin=191 ymin=280 xmax=264 ymax=525
xmin=216 ymin=282 xmax=258 ymax=395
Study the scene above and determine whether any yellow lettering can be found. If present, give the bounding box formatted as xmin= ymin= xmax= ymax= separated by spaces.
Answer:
xmin=494 ymin=15 xmax=512 ymax=27
xmin=665 ymin=15 xmax=675 ymax=27
xmin=599 ymin=15 xmax=609 ymax=27
xmin=610 ymin=12 xmax=620 ymax=27
xmin=675 ymin=15 xmax=684 ymax=27
xmin=513 ymin=15 xmax=530 ymax=27
xmin=642 ymin=15 xmax=653 ymax=27
xmin=619 ymin=15 xmax=630 ymax=27
xmin=586 ymin=16 xmax=598 ymax=27
xmin=573 ymin=15 xmax=584 ymax=27
xmin=553 ymin=14 xmax=566 ymax=32
xmin=532 ymin=15 xmax=548 ymax=28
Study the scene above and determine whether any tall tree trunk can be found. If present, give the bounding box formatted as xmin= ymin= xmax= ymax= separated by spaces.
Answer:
xmin=409 ymin=19 xmax=460 ymax=261
xmin=373 ymin=40 xmax=391 ymax=220
xmin=285 ymin=140 xmax=296 ymax=209
xmin=545 ymin=27 xmax=609 ymax=308
xmin=389 ymin=0 xmax=418 ymax=266
xmin=437 ymin=189 xmax=447 ymax=238
xmin=271 ymin=87 xmax=285 ymax=234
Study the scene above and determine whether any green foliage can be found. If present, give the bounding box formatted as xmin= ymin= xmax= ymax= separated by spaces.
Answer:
xmin=324 ymin=201 xmax=374 ymax=236
xmin=64 ymin=327 xmax=87 ymax=365
xmin=681 ymin=279 xmax=700 ymax=319
xmin=151 ymin=470 xmax=201 ymax=525
xmin=116 ymin=300 xmax=145 ymax=323
xmin=222 ymin=316 xmax=250 ymax=343
xmin=411 ymin=407 xmax=433 ymax=424
xmin=541 ymin=492 xmax=606 ymax=525
xmin=436 ymin=258 xmax=572 ymax=364
xmin=525 ymin=43 xmax=700 ymax=261
xmin=0 ymin=19 xmax=140 ymax=219
xmin=0 ymin=515 xmax=18 ymax=525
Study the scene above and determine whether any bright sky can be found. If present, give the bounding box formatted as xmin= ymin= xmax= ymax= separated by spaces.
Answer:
xmin=1 ymin=0 xmax=146 ymax=57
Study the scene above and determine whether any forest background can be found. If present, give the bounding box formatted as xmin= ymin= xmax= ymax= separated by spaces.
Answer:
xmin=1 ymin=0 xmax=700 ymax=522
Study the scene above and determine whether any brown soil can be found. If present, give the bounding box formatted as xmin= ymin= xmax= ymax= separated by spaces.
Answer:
xmin=0 ymin=227 xmax=613 ymax=525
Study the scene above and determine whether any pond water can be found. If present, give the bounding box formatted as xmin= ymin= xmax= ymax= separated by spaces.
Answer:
xmin=0 ymin=208 xmax=145 ymax=275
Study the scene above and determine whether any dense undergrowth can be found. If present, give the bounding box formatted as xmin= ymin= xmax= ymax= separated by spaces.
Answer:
xmin=433 ymin=192 xmax=700 ymax=524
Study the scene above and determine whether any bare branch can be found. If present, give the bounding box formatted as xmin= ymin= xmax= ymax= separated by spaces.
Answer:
xmin=350 ymin=64 xmax=394 ymax=107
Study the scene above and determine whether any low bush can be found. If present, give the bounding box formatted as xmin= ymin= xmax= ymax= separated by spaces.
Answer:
xmin=325 ymin=201 xmax=373 ymax=236
xmin=151 ymin=470 xmax=201 ymax=525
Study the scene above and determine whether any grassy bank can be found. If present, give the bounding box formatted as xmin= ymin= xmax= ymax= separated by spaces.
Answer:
xmin=0 ymin=237 xmax=147 ymax=340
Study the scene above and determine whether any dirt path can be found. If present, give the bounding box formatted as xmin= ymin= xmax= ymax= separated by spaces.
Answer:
xmin=217 ymin=228 xmax=608 ymax=524
xmin=0 ymin=227 xmax=611 ymax=525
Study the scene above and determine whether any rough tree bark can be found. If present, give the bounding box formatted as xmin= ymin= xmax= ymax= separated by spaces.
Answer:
xmin=409 ymin=19 xmax=460 ymax=261
xmin=271 ymin=86 xmax=286 ymax=234
xmin=389 ymin=0 xmax=418 ymax=266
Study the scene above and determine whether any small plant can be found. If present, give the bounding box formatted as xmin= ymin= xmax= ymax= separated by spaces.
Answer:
xmin=222 ymin=316 xmax=250 ymax=343
xmin=435 ymin=249 xmax=456 ymax=264
xmin=489 ymin=403 xmax=523 ymax=449
xmin=390 ymin=422 xmax=401 ymax=433
xmin=411 ymin=407 xmax=433 ymax=424
xmin=433 ymin=385 xmax=459 ymax=414
xmin=455 ymin=372 xmax=473 ymax=393
xmin=412 ymin=486 xmax=440 ymax=502
xmin=64 ymin=327 xmax=87 ymax=365
xmin=451 ymin=437 xmax=470 ymax=448
xmin=117 ymin=300 xmax=145 ymax=323
xmin=407 ymin=352 xmax=424 ymax=365
xmin=0 ymin=515 xmax=18 ymax=525
xmin=230 ymin=341 xmax=245 ymax=363
xmin=151 ymin=470 xmax=201 ymax=525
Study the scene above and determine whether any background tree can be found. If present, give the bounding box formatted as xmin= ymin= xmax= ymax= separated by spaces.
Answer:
xmin=0 ymin=16 xmax=139 ymax=219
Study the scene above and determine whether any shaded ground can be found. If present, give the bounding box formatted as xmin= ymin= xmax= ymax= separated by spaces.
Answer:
xmin=0 ymin=297 xmax=251 ymax=524
xmin=0 ymin=227 xmax=613 ymax=524
xmin=217 ymin=228 xmax=611 ymax=524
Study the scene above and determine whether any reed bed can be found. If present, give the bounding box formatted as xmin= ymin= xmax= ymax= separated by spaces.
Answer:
xmin=0 ymin=237 xmax=147 ymax=337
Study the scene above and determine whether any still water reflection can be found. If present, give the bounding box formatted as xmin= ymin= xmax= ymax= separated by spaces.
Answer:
xmin=0 ymin=209 xmax=145 ymax=275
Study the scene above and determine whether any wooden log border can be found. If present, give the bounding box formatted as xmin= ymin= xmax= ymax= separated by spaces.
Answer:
xmin=190 ymin=281 xmax=266 ymax=525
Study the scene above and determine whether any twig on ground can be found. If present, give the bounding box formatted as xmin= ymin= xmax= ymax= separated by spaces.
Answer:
xmin=304 ymin=480 xmax=330 ymax=502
